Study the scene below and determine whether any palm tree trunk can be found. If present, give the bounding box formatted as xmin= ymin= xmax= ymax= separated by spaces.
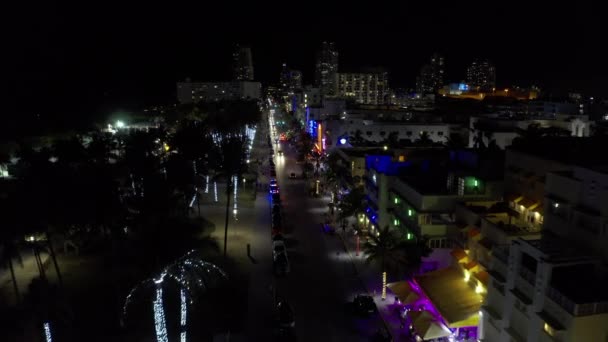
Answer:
xmin=7 ymin=257 xmax=20 ymax=304
xmin=33 ymin=246 xmax=46 ymax=281
xmin=45 ymin=231 xmax=63 ymax=287
xmin=223 ymin=178 xmax=231 ymax=259
xmin=197 ymin=194 xmax=201 ymax=217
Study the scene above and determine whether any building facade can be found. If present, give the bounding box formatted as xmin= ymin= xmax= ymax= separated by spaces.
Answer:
xmin=335 ymin=71 xmax=389 ymax=105
xmin=467 ymin=60 xmax=496 ymax=91
xmin=232 ymin=44 xmax=254 ymax=81
xmin=315 ymin=42 xmax=339 ymax=96
xmin=416 ymin=53 xmax=445 ymax=94
xmin=176 ymin=81 xmax=262 ymax=104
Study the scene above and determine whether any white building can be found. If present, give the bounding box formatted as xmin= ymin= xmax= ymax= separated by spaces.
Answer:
xmin=326 ymin=118 xmax=455 ymax=146
xmin=481 ymin=144 xmax=608 ymax=342
xmin=177 ymin=81 xmax=262 ymax=104
xmin=469 ymin=114 xmax=591 ymax=149
xmin=335 ymin=71 xmax=389 ymax=105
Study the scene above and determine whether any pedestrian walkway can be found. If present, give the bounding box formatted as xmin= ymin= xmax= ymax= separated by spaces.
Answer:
xmin=318 ymin=192 xmax=414 ymax=342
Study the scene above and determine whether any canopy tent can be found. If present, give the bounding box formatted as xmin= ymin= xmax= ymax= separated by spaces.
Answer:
xmin=414 ymin=267 xmax=483 ymax=328
xmin=387 ymin=281 xmax=419 ymax=304
xmin=408 ymin=310 xmax=452 ymax=340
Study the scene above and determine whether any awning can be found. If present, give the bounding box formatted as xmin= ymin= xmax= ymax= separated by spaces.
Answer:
xmin=414 ymin=267 xmax=483 ymax=328
xmin=506 ymin=193 xmax=523 ymax=203
xmin=410 ymin=311 xmax=452 ymax=340
xmin=519 ymin=197 xmax=539 ymax=209
xmin=450 ymin=249 xmax=468 ymax=261
xmin=468 ymin=228 xmax=481 ymax=239
xmin=478 ymin=237 xmax=494 ymax=250
xmin=463 ymin=261 xmax=478 ymax=270
xmin=387 ymin=281 xmax=413 ymax=303
xmin=474 ymin=271 xmax=490 ymax=286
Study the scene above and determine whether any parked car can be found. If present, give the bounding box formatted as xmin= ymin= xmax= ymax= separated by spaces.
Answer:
xmin=272 ymin=240 xmax=287 ymax=261
xmin=273 ymin=252 xmax=290 ymax=275
xmin=353 ymin=295 xmax=377 ymax=316
xmin=270 ymin=185 xmax=280 ymax=194
xmin=275 ymin=300 xmax=295 ymax=328
xmin=272 ymin=193 xmax=281 ymax=203
xmin=289 ymin=173 xmax=296 ymax=179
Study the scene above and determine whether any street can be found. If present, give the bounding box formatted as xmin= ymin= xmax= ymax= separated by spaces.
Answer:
xmin=197 ymin=107 xmax=385 ymax=341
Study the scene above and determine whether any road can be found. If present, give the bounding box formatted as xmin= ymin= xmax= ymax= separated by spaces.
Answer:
xmin=199 ymin=107 xmax=384 ymax=341
xmin=269 ymin=109 xmax=384 ymax=341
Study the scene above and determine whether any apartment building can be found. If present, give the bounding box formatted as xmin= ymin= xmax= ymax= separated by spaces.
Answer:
xmin=480 ymin=138 xmax=608 ymax=342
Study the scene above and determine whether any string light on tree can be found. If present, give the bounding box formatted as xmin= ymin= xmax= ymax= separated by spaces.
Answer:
xmin=43 ymin=322 xmax=52 ymax=342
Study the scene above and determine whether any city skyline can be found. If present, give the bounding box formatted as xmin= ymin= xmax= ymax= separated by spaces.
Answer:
xmin=8 ymin=2 xmax=606 ymax=120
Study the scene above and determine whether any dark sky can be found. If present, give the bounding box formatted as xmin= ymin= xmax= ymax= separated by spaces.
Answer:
xmin=7 ymin=1 xmax=607 ymax=124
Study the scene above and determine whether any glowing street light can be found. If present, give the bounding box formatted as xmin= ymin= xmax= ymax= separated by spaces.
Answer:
xmin=116 ymin=120 xmax=125 ymax=128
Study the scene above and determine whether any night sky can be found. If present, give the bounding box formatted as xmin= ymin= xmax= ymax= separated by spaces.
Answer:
xmin=7 ymin=1 xmax=607 ymax=125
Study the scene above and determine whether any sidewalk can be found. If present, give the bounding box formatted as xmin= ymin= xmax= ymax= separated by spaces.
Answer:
xmin=320 ymin=194 xmax=413 ymax=342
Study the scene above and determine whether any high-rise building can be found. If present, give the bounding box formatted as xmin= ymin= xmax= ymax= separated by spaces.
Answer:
xmin=232 ymin=44 xmax=254 ymax=81
xmin=279 ymin=64 xmax=303 ymax=92
xmin=176 ymin=80 xmax=261 ymax=104
xmin=279 ymin=63 xmax=290 ymax=90
xmin=289 ymin=70 xmax=302 ymax=90
xmin=335 ymin=70 xmax=389 ymax=105
xmin=416 ymin=53 xmax=445 ymax=94
xmin=467 ymin=59 xmax=496 ymax=91
xmin=315 ymin=42 xmax=339 ymax=96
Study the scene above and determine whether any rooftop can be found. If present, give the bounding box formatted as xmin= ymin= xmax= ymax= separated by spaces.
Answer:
xmin=519 ymin=232 xmax=595 ymax=263
xmin=551 ymin=263 xmax=608 ymax=304
xmin=508 ymin=136 xmax=608 ymax=168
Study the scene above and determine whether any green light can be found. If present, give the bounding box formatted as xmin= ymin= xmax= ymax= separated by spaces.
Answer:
xmin=407 ymin=233 xmax=412 ymax=240
xmin=408 ymin=209 xmax=413 ymax=216
xmin=394 ymin=219 xmax=399 ymax=226
xmin=394 ymin=197 xmax=399 ymax=204
xmin=473 ymin=179 xmax=478 ymax=187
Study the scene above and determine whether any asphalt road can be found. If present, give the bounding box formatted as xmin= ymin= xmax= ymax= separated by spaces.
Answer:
xmin=201 ymin=108 xmax=384 ymax=341
xmin=269 ymin=110 xmax=384 ymax=341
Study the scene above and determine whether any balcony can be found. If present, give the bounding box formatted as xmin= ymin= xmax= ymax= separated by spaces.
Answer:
xmin=519 ymin=265 xmax=536 ymax=285
xmin=492 ymin=245 xmax=510 ymax=264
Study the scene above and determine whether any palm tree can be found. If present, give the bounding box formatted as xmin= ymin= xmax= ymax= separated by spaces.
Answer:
xmin=384 ymin=131 xmax=399 ymax=147
xmin=416 ymin=131 xmax=433 ymax=146
xmin=444 ymin=133 xmax=466 ymax=149
xmin=338 ymin=186 xmax=366 ymax=225
xmin=363 ymin=226 xmax=405 ymax=300
xmin=218 ymin=136 xmax=248 ymax=258
xmin=0 ymin=238 xmax=22 ymax=304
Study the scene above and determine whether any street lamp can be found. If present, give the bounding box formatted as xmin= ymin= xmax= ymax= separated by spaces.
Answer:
xmin=116 ymin=120 xmax=125 ymax=128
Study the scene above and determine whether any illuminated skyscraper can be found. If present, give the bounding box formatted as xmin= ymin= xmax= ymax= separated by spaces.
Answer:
xmin=416 ymin=53 xmax=445 ymax=94
xmin=467 ymin=59 xmax=496 ymax=91
xmin=232 ymin=44 xmax=254 ymax=81
xmin=315 ymin=42 xmax=339 ymax=96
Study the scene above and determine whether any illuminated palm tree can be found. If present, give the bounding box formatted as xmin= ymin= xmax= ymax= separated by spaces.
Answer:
xmin=122 ymin=250 xmax=227 ymax=342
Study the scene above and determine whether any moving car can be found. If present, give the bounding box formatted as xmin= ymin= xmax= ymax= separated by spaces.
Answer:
xmin=289 ymin=173 xmax=296 ymax=179
xmin=353 ymin=295 xmax=377 ymax=316
xmin=278 ymin=150 xmax=283 ymax=156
